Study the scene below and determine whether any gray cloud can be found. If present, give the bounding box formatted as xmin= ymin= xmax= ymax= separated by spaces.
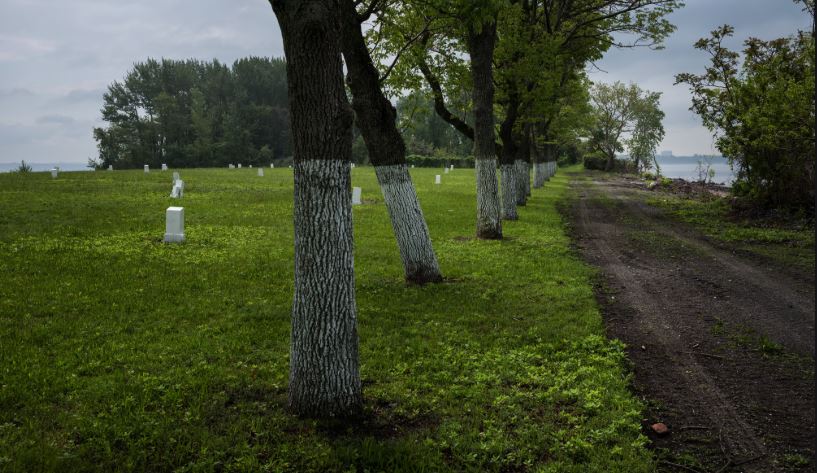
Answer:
xmin=36 ymin=114 xmax=77 ymax=126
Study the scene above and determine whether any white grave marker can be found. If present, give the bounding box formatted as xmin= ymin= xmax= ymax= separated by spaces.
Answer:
xmin=163 ymin=207 xmax=185 ymax=243
xmin=352 ymin=187 xmax=362 ymax=205
xmin=258 ymin=168 xmax=264 ymax=177
xmin=444 ymin=168 xmax=449 ymax=174
xmin=144 ymin=165 xmax=150 ymax=173
xmin=161 ymin=163 xmax=168 ymax=171
xmin=435 ymin=175 xmax=441 ymax=184
xmin=170 ymin=179 xmax=184 ymax=198
xmin=238 ymin=164 xmax=242 ymax=169
xmin=411 ymin=164 xmax=415 ymax=168
xmin=249 ymin=165 xmax=253 ymax=168
xmin=450 ymin=164 xmax=454 ymax=170
xmin=351 ymin=163 xmax=356 ymax=169
xmin=270 ymin=163 xmax=274 ymax=168
xmin=229 ymin=164 xmax=234 ymax=169
xmin=50 ymin=168 xmax=58 ymax=179
xmin=172 ymin=172 xmax=180 ymax=183
xmin=108 ymin=165 xmax=113 ymax=171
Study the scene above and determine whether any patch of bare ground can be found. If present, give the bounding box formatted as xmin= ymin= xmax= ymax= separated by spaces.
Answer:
xmin=561 ymin=172 xmax=815 ymax=472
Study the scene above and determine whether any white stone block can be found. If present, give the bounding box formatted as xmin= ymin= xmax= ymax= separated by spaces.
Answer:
xmin=172 ymin=172 xmax=180 ymax=183
xmin=351 ymin=163 xmax=356 ymax=169
xmin=411 ymin=164 xmax=415 ymax=168
xmin=108 ymin=165 xmax=113 ymax=171
xmin=161 ymin=163 xmax=168 ymax=171
xmin=164 ymin=206 xmax=185 ymax=243
xmin=50 ymin=168 xmax=58 ymax=179
xmin=270 ymin=163 xmax=274 ymax=168
xmin=435 ymin=175 xmax=441 ymax=184
xmin=352 ymin=187 xmax=362 ymax=205
xmin=229 ymin=164 xmax=234 ymax=169
xmin=144 ymin=165 xmax=149 ymax=173
xmin=170 ymin=179 xmax=184 ymax=198
xmin=238 ymin=164 xmax=242 ymax=169
xmin=258 ymin=168 xmax=264 ymax=177
xmin=450 ymin=164 xmax=454 ymax=170
xmin=444 ymin=168 xmax=449 ymax=174
xmin=249 ymin=165 xmax=253 ymax=168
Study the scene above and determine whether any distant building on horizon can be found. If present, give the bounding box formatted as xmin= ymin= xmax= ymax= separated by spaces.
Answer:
xmin=660 ymin=150 xmax=673 ymax=157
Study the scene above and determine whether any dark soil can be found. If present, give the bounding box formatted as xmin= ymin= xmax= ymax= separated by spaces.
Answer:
xmin=562 ymin=172 xmax=815 ymax=472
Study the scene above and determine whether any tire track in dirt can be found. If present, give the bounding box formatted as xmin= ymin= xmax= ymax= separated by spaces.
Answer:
xmin=564 ymin=175 xmax=815 ymax=472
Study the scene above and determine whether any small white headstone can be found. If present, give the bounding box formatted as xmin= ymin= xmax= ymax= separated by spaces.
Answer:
xmin=144 ymin=165 xmax=149 ymax=173
xmin=435 ymin=175 xmax=441 ymax=184
xmin=411 ymin=165 xmax=415 ymax=168
xmin=238 ymin=164 xmax=242 ymax=169
xmin=352 ymin=187 xmax=362 ymax=205
xmin=172 ymin=172 xmax=180 ymax=183
xmin=50 ymin=168 xmax=58 ymax=179
xmin=108 ymin=165 xmax=113 ymax=171
xmin=161 ymin=163 xmax=168 ymax=171
xmin=450 ymin=165 xmax=454 ymax=170
xmin=249 ymin=165 xmax=253 ymax=168
xmin=163 ymin=206 xmax=185 ymax=243
xmin=444 ymin=168 xmax=449 ymax=174
xmin=170 ymin=179 xmax=184 ymax=198
xmin=351 ymin=163 xmax=356 ymax=169
xmin=229 ymin=164 xmax=234 ymax=169
xmin=258 ymin=168 xmax=264 ymax=177
xmin=270 ymin=163 xmax=274 ymax=168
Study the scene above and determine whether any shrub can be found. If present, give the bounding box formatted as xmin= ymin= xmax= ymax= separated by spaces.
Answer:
xmin=16 ymin=160 xmax=32 ymax=173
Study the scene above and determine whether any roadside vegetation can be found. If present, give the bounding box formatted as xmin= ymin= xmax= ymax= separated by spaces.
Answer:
xmin=649 ymin=194 xmax=814 ymax=271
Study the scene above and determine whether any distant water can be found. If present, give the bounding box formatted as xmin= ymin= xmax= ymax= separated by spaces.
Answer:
xmin=0 ymin=162 xmax=93 ymax=173
xmin=654 ymin=156 xmax=734 ymax=186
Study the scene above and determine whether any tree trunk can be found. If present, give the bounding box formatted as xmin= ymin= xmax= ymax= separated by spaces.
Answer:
xmin=499 ymin=90 xmax=520 ymax=220
xmin=467 ymin=22 xmax=503 ymax=239
xmin=339 ymin=0 xmax=442 ymax=284
xmin=271 ymin=0 xmax=362 ymax=418
xmin=515 ymin=127 xmax=531 ymax=204
xmin=604 ymin=151 xmax=615 ymax=171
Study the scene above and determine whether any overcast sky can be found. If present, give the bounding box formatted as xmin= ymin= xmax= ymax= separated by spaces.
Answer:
xmin=0 ymin=0 xmax=811 ymax=164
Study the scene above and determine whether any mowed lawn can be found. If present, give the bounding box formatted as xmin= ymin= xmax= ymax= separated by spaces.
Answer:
xmin=0 ymin=166 xmax=651 ymax=472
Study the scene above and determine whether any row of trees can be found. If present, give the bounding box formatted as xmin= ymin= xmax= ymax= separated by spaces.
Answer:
xmin=92 ymin=57 xmax=292 ymax=169
xmin=268 ymin=0 xmax=680 ymax=417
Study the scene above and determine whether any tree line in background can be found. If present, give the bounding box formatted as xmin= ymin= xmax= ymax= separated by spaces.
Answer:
xmin=91 ymin=57 xmax=292 ymax=170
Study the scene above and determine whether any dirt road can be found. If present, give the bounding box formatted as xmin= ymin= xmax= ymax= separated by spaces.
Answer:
xmin=563 ymin=173 xmax=815 ymax=472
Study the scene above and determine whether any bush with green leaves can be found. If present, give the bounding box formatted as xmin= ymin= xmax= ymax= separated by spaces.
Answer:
xmin=676 ymin=19 xmax=815 ymax=213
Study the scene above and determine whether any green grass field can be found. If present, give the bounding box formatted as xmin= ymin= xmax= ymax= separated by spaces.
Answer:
xmin=0 ymin=166 xmax=652 ymax=472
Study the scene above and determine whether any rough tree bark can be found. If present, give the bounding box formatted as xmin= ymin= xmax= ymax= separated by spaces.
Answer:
xmin=339 ymin=0 xmax=442 ymax=284
xmin=270 ymin=0 xmax=362 ymax=418
xmin=532 ymin=134 xmax=545 ymax=189
xmin=466 ymin=21 xmax=503 ymax=238
xmin=515 ymin=127 xmax=531 ymax=205
xmin=499 ymin=90 xmax=520 ymax=220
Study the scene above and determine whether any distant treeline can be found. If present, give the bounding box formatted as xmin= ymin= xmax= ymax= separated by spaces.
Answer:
xmin=92 ymin=57 xmax=291 ymax=169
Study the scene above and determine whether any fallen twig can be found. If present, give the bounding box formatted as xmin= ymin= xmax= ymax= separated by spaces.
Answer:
xmin=683 ymin=351 xmax=727 ymax=360
xmin=658 ymin=460 xmax=705 ymax=473
xmin=678 ymin=425 xmax=711 ymax=431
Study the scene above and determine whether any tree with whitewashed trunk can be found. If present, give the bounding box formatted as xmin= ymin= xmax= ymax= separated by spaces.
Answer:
xmin=269 ymin=0 xmax=362 ymax=418
xmin=338 ymin=0 xmax=442 ymax=284
xmin=371 ymin=0 xmax=504 ymax=239
xmin=466 ymin=15 xmax=504 ymax=238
